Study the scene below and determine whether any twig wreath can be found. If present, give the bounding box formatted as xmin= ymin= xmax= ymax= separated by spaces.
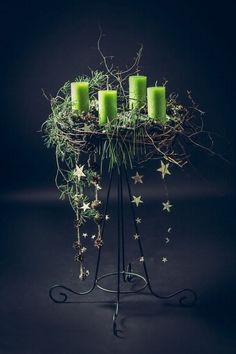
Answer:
xmin=42 ymin=35 xmax=215 ymax=281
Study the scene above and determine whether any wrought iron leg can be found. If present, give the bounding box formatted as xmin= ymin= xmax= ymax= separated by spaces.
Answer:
xmin=49 ymin=170 xmax=114 ymax=303
xmin=113 ymin=169 xmax=122 ymax=336
xmin=123 ymin=168 xmax=197 ymax=307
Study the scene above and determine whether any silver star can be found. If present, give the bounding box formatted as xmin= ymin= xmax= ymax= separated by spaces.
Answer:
xmin=131 ymin=171 xmax=144 ymax=184
xmin=74 ymin=165 xmax=86 ymax=180
xmin=91 ymin=234 xmax=96 ymax=239
xmin=136 ymin=217 xmax=142 ymax=224
xmin=139 ymin=256 xmax=145 ymax=262
xmin=168 ymin=227 xmax=172 ymax=233
xmin=95 ymin=184 xmax=102 ymax=191
xmin=165 ymin=237 xmax=170 ymax=244
xmin=81 ymin=247 xmax=87 ymax=253
xmin=133 ymin=233 xmax=140 ymax=240
xmin=82 ymin=233 xmax=88 ymax=238
xmin=162 ymin=257 xmax=168 ymax=263
xmin=105 ymin=215 xmax=110 ymax=221
xmin=80 ymin=202 xmax=90 ymax=212
xmin=131 ymin=195 xmax=143 ymax=207
xmin=157 ymin=161 xmax=171 ymax=179
xmin=162 ymin=200 xmax=173 ymax=212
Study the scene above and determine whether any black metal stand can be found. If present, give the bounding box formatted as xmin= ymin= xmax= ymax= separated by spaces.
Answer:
xmin=49 ymin=166 xmax=197 ymax=336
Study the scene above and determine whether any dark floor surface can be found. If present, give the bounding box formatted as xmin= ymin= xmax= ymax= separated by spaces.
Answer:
xmin=0 ymin=196 xmax=235 ymax=354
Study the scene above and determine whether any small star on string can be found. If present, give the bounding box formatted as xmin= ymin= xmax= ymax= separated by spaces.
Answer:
xmin=162 ymin=257 xmax=168 ymax=263
xmin=91 ymin=234 xmax=96 ymax=240
xmin=80 ymin=202 xmax=90 ymax=212
xmin=132 ymin=195 xmax=143 ymax=207
xmin=168 ymin=227 xmax=172 ymax=233
xmin=82 ymin=233 xmax=88 ymax=238
xmin=136 ymin=217 xmax=142 ymax=224
xmin=131 ymin=171 xmax=144 ymax=184
xmin=165 ymin=237 xmax=170 ymax=244
xmin=105 ymin=215 xmax=110 ymax=221
xmin=139 ymin=256 xmax=145 ymax=262
xmin=74 ymin=165 xmax=86 ymax=180
xmin=157 ymin=161 xmax=171 ymax=179
xmin=95 ymin=184 xmax=102 ymax=191
xmin=162 ymin=200 xmax=173 ymax=212
xmin=133 ymin=233 xmax=140 ymax=240
xmin=81 ymin=246 xmax=87 ymax=253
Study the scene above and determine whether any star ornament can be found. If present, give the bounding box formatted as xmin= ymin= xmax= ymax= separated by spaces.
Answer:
xmin=83 ymin=123 xmax=92 ymax=133
xmin=105 ymin=215 xmax=110 ymax=221
xmin=136 ymin=217 xmax=142 ymax=224
xmin=162 ymin=200 xmax=173 ymax=212
xmin=162 ymin=257 xmax=168 ymax=263
xmin=165 ymin=237 xmax=170 ymax=244
xmin=131 ymin=171 xmax=144 ymax=184
xmin=131 ymin=195 xmax=143 ymax=207
xmin=80 ymin=202 xmax=90 ymax=212
xmin=157 ymin=161 xmax=171 ymax=179
xmin=82 ymin=233 xmax=88 ymax=238
xmin=74 ymin=165 xmax=86 ymax=180
xmin=133 ymin=233 xmax=140 ymax=240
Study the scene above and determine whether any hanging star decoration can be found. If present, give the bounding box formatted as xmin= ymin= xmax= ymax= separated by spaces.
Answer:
xmin=133 ymin=233 xmax=140 ymax=240
xmin=162 ymin=200 xmax=173 ymax=212
xmin=168 ymin=227 xmax=172 ymax=233
xmin=162 ymin=257 xmax=168 ymax=263
xmin=82 ymin=233 xmax=88 ymax=238
xmin=81 ymin=246 xmax=87 ymax=253
xmin=139 ymin=256 xmax=145 ymax=262
xmin=136 ymin=217 xmax=142 ymax=224
xmin=105 ymin=214 xmax=110 ymax=221
xmin=74 ymin=165 xmax=86 ymax=180
xmin=132 ymin=195 xmax=143 ymax=207
xmin=91 ymin=234 xmax=96 ymax=240
xmin=157 ymin=161 xmax=171 ymax=179
xmin=165 ymin=237 xmax=170 ymax=244
xmin=80 ymin=202 xmax=90 ymax=212
xmin=131 ymin=171 xmax=144 ymax=184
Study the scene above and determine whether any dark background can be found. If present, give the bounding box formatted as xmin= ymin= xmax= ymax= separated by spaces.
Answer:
xmin=0 ymin=1 xmax=235 ymax=354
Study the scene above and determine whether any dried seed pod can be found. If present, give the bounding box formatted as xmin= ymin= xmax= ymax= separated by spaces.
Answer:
xmin=72 ymin=240 xmax=81 ymax=251
xmin=94 ymin=213 xmax=104 ymax=225
xmin=94 ymin=238 xmax=104 ymax=249
xmin=74 ymin=253 xmax=83 ymax=262
xmin=91 ymin=199 xmax=102 ymax=209
xmin=92 ymin=175 xmax=101 ymax=184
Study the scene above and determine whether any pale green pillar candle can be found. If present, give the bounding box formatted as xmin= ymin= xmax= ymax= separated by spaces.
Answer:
xmin=71 ymin=82 xmax=89 ymax=114
xmin=98 ymin=90 xmax=117 ymax=125
xmin=129 ymin=75 xmax=147 ymax=110
xmin=147 ymin=86 xmax=167 ymax=123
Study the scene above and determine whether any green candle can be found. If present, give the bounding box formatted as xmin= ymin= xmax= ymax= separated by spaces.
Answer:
xmin=71 ymin=81 xmax=89 ymax=114
xmin=129 ymin=75 xmax=147 ymax=110
xmin=98 ymin=90 xmax=117 ymax=125
xmin=147 ymin=86 xmax=167 ymax=123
